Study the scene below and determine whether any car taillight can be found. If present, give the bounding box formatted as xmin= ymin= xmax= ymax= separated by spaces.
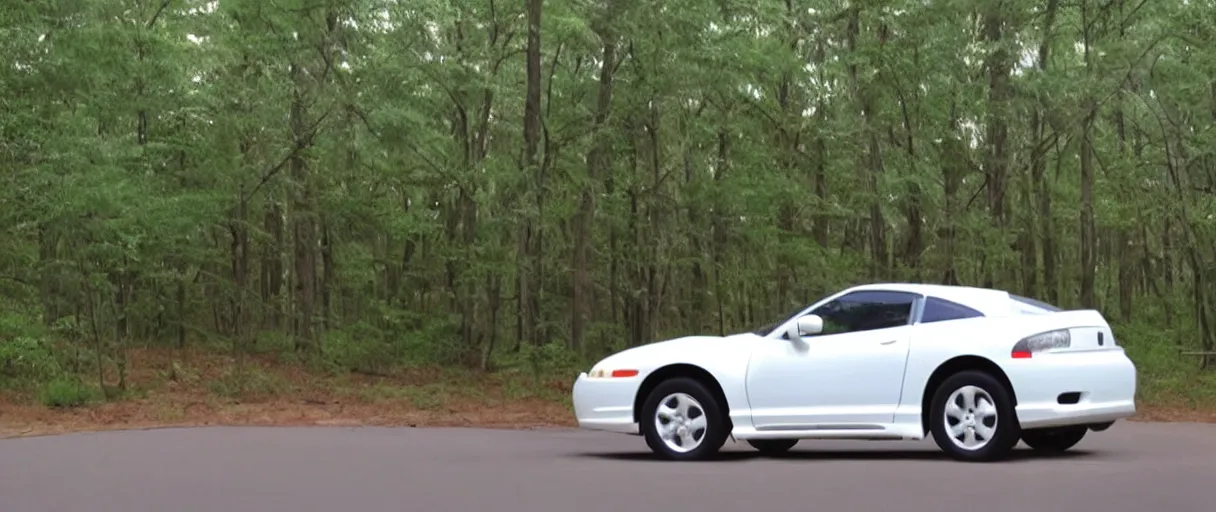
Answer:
xmin=1011 ymin=329 xmax=1071 ymax=358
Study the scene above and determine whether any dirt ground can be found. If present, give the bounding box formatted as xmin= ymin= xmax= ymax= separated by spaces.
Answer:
xmin=0 ymin=396 xmax=576 ymax=439
xmin=0 ymin=347 xmax=575 ymax=438
xmin=2 ymin=348 xmax=1213 ymax=439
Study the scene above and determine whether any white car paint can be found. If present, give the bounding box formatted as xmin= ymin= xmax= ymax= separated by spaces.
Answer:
xmin=571 ymin=282 xmax=1137 ymax=457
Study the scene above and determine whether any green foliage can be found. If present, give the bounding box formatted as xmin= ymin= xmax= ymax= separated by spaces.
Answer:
xmin=0 ymin=336 xmax=63 ymax=389
xmin=1113 ymin=319 xmax=1216 ymax=406
xmin=38 ymin=378 xmax=101 ymax=408
xmin=320 ymin=321 xmax=399 ymax=375
xmin=516 ymin=342 xmax=588 ymax=381
xmin=1 ymin=0 xmax=1216 ymax=412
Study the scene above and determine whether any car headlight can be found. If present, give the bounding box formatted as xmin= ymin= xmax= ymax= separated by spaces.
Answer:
xmin=1011 ymin=329 xmax=1071 ymax=358
xmin=588 ymin=366 xmax=639 ymax=379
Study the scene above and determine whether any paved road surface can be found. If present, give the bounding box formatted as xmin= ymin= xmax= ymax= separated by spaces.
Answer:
xmin=2 ymin=422 xmax=1213 ymax=512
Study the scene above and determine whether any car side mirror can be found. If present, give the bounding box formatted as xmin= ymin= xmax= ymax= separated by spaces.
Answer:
xmin=785 ymin=314 xmax=824 ymax=340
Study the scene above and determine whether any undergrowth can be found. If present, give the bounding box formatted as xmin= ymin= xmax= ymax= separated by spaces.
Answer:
xmin=1 ymin=305 xmax=1214 ymax=417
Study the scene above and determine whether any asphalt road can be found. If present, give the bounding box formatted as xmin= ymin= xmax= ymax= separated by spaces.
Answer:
xmin=2 ymin=422 xmax=1213 ymax=512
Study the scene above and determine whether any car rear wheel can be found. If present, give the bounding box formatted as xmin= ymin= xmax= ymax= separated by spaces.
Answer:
xmin=747 ymin=439 xmax=798 ymax=455
xmin=640 ymin=377 xmax=729 ymax=461
xmin=1020 ymin=426 xmax=1087 ymax=452
xmin=929 ymin=370 xmax=1020 ymax=462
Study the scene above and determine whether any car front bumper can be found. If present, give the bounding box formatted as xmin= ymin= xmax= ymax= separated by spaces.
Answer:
xmin=571 ymin=372 xmax=641 ymax=435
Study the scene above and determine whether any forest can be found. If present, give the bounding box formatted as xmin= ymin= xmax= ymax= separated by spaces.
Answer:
xmin=2 ymin=0 xmax=1215 ymax=431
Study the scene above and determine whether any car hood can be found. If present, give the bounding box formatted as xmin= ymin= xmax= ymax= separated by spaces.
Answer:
xmin=593 ymin=332 xmax=762 ymax=371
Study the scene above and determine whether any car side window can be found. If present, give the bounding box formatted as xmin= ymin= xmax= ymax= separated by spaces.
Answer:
xmin=809 ymin=291 xmax=919 ymax=335
xmin=919 ymin=297 xmax=985 ymax=323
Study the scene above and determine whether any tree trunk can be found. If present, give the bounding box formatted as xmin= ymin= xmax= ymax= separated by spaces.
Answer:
xmin=572 ymin=18 xmax=617 ymax=353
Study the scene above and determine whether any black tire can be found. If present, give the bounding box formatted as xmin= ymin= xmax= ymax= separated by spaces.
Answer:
xmin=1020 ymin=426 xmax=1087 ymax=452
xmin=640 ymin=377 xmax=730 ymax=461
xmin=747 ymin=439 xmax=799 ymax=455
xmin=928 ymin=370 xmax=1020 ymax=462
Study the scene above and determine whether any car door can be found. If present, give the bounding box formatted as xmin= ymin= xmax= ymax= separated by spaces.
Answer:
xmin=745 ymin=290 xmax=921 ymax=430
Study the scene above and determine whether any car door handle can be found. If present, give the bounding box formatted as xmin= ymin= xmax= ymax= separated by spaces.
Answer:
xmin=879 ymin=340 xmax=898 ymax=345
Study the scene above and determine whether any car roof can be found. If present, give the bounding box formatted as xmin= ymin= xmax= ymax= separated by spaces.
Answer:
xmin=842 ymin=282 xmax=1017 ymax=317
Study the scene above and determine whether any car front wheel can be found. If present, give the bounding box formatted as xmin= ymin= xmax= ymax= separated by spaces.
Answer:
xmin=640 ymin=377 xmax=729 ymax=461
xmin=929 ymin=370 xmax=1020 ymax=462
xmin=1021 ymin=426 xmax=1087 ymax=452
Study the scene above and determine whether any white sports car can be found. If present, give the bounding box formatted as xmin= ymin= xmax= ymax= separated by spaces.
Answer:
xmin=571 ymin=283 xmax=1137 ymax=462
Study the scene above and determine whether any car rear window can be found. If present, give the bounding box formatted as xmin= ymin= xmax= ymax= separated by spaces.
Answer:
xmin=920 ymin=297 xmax=985 ymax=323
